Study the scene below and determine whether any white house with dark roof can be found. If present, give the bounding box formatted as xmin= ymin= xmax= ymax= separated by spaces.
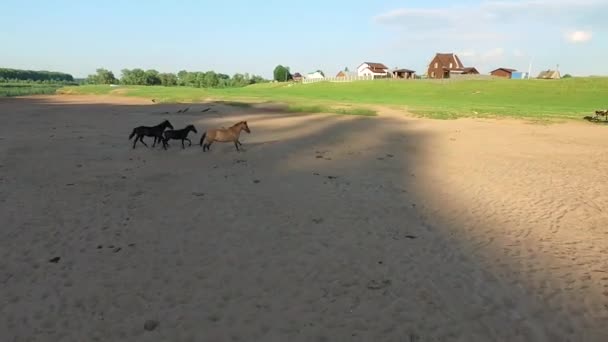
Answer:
xmin=357 ymin=62 xmax=390 ymax=77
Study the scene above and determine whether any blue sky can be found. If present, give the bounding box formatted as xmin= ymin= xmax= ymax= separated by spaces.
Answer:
xmin=1 ymin=0 xmax=606 ymax=78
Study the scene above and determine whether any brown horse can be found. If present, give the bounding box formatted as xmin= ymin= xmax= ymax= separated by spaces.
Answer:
xmin=200 ymin=121 xmax=251 ymax=152
xmin=595 ymin=110 xmax=608 ymax=121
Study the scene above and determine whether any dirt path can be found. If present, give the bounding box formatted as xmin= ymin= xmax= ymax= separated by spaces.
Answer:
xmin=1 ymin=95 xmax=607 ymax=341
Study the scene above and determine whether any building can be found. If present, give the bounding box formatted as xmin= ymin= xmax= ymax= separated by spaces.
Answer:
xmin=511 ymin=71 xmax=529 ymax=79
xmin=336 ymin=70 xmax=356 ymax=78
xmin=305 ymin=71 xmax=324 ymax=80
xmin=357 ymin=62 xmax=390 ymax=78
xmin=426 ymin=53 xmax=479 ymax=79
xmin=490 ymin=68 xmax=517 ymax=78
xmin=391 ymin=68 xmax=416 ymax=79
xmin=292 ymin=72 xmax=303 ymax=82
xmin=537 ymin=70 xmax=561 ymax=79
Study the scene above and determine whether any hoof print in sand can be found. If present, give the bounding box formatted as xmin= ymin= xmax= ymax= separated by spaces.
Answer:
xmin=48 ymin=257 xmax=61 ymax=263
xmin=253 ymin=179 xmax=261 ymax=184
xmin=192 ymin=192 xmax=205 ymax=197
xmin=367 ymin=279 xmax=391 ymax=290
xmin=312 ymin=218 xmax=324 ymax=224
xmin=144 ymin=320 xmax=159 ymax=331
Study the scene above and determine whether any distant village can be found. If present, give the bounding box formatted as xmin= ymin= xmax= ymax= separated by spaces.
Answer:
xmin=288 ymin=52 xmax=562 ymax=83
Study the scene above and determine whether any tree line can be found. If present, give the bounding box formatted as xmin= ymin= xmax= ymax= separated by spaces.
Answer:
xmin=0 ymin=68 xmax=74 ymax=83
xmin=86 ymin=68 xmax=267 ymax=88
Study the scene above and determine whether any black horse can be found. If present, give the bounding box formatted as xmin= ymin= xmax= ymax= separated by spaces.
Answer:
xmin=162 ymin=124 xmax=198 ymax=149
xmin=129 ymin=120 xmax=174 ymax=149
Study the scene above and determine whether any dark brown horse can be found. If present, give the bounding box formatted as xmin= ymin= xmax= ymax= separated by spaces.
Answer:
xmin=128 ymin=120 xmax=174 ymax=149
xmin=162 ymin=124 xmax=198 ymax=149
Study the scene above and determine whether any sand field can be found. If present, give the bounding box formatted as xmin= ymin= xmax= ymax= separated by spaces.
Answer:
xmin=1 ymin=95 xmax=608 ymax=341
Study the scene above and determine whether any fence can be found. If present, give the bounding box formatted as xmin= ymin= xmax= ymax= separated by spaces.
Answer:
xmin=300 ymin=73 xmax=500 ymax=84
xmin=301 ymin=75 xmax=376 ymax=84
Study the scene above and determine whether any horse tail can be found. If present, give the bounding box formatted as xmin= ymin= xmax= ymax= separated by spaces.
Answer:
xmin=128 ymin=128 xmax=136 ymax=140
xmin=199 ymin=132 xmax=206 ymax=146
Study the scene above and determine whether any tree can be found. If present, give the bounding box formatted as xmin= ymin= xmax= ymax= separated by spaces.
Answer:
xmin=120 ymin=68 xmax=146 ymax=85
xmin=344 ymin=67 xmax=349 ymax=72
xmin=203 ymin=71 xmax=219 ymax=88
xmin=562 ymin=73 xmax=572 ymax=78
xmin=86 ymin=68 xmax=117 ymax=84
xmin=273 ymin=65 xmax=291 ymax=82
xmin=144 ymin=69 xmax=161 ymax=85
xmin=158 ymin=73 xmax=178 ymax=86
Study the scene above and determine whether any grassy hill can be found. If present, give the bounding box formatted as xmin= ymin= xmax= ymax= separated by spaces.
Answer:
xmin=58 ymin=77 xmax=608 ymax=119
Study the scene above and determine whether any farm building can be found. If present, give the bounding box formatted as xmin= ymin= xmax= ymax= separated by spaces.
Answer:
xmin=490 ymin=68 xmax=517 ymax=78
xmin=391 ymin=68 xmax=416 ymax=79
xmin=537 ymin=70 xmax=561 ymax=79
xmin=426 ymin=53 xmax=479 ymax=79
xmin=336 ymin=70 xmax=356 ymax=78
xmin=292 ymin=72 xmax=303 ymax=82
xmin=305 ymin=71 xmax=324 ymax=80
xmin=357 ymin=62 xmax=390 ymax=78
xmin=511 ymin=71 xmax=529 ymax=79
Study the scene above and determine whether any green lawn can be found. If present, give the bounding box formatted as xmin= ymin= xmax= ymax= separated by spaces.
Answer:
xmin=0 ymin=83 xmax=65 ymax=97
xmin=58 ymin=77 xmax=608 ymax=119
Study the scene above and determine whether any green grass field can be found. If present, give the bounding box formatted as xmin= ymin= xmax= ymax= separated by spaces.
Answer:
xmin=0 ymin=83 xmax=65 ymax=97
xmin=58 ymin=77 xmax=608 ymax=119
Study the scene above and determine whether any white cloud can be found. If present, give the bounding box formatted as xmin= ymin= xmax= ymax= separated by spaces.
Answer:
xmin=373 ymin=0 xmax=607 ymax=43
xmin=564 ymin=30 xmax=593 ymax=43
xmin=513 ymin=49 xmax=525 ymax=57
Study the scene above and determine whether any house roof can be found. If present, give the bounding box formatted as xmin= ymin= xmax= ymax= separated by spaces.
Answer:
xmin=292 ymin=72 xmax=302 ymax=78
xmin=445 ymin=67 xmax=479 ymax=74
xmin=432 ymin=53 xmax=463 ymax=70
xmin=491 ymin=68 xmax=517 ymax=73
xmin=336 ymin=70 xmax=356 ymax=76
xmin=537 ymin=70 xmax=561 ymax=79
xmin=363 ymin=62 xmax=389 ymax=70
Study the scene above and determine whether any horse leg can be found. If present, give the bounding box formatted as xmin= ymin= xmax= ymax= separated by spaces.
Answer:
xmin=185 ymin=138 xmax=192 ymax=146
xmin=234 ymin=141 xmax=240 ymax=151
xmin=181 ymin=139 xmax=185 ymax=149
xmin=139 ymin=136 xmax=148 ymax=147
xmin=133 ymin=135 xmax=139 ymax=149
xmin=152 ymin=137 xmax=157 ymax=147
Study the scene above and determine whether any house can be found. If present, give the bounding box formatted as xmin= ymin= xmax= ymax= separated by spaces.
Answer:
xmin=357 ymin=62 xmax=390 ymax=77
xmin=292 ymin=72 xmax=303 ymax=82
xmin=392 ymin=68 xmax=416 ymax=79
xmin=490 ymin=68 xmax=517 ymax=78
xmin=336 ymin=70 xmax=356 ymax=78
xmin=537 ymin=69 xmax=561 ymax=79
xmin=305 ymin=71 xmax=324 ymax=80
xmin=426 ymin=53 xmax=478 ymax=79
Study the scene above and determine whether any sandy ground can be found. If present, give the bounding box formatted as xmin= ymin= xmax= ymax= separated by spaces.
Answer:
xmin=1 ymin=95 xmax=608 ymax=342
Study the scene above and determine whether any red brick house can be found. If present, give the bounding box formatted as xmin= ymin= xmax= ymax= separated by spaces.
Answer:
xmin=490 ymin=68 xmax=516 ymax=78
xmin=426 ymin=53 xmax=479 ymax=79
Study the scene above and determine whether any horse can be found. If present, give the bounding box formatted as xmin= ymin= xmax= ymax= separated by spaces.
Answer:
xmin=128 ymin=120 xmax=173 ymax=149
xmin=199 ymin=121 xmax=250 ymax=152
xmin=162 ymin=124 xmax=198 ymax=149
